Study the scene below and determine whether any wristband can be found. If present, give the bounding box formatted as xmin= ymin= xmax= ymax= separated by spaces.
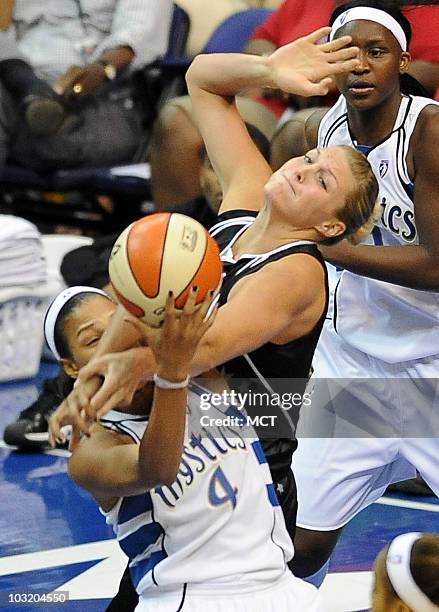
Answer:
xmin=153 ymin=373 xmax=190 ymax=389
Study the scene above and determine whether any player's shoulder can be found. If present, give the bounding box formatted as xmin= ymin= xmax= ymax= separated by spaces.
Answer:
xmin=411 ymin=101 xmax=439 ymax=158
xmin=415 ymin=102 xmax=439 ymax=135
xmin=256 ymin=250 xmax=325 ymax=300
xmin=275 ymin=249 xmax=325 ymax=279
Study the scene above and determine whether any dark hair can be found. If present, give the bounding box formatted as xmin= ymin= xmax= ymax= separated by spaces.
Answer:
xmin=382 ymin=534 xmax=439 ymax=606
xmin=411 ymin=534 xmax=439 ymax=605
xmin=330 ymin=0 xmax=428 ymax=95
xmin=198 ymin=122 xmax=271 ymax=164
xmin=53 ymin=292 xmax=109 ymax=360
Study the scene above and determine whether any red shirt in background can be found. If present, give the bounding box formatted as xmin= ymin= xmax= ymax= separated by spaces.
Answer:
xmin=251 ymin=1 xmax=439 ymax=114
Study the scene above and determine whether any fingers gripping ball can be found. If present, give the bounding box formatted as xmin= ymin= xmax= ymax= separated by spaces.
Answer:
xmin=109 ymin=213 xmax=223 ymax=326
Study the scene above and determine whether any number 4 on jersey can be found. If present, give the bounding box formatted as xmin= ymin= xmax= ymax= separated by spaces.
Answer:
xmin=208 ymin=466 xmax=238 ymax=508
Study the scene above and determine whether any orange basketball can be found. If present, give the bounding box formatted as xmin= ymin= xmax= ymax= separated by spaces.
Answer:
xmin=109 ymin=213 xmax=223 ymax=326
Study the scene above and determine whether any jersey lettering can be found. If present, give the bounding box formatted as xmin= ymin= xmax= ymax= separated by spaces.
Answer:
xmin=379 ymin=198 xmax=418 ymax=243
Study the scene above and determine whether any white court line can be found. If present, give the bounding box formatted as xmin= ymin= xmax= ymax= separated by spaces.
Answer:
xmin=321 ymin=571 xmax=373 ymax=612
xmin=56 ymin=552 xmax=128 ymax=600
xmin=0 ymin=540 xmax=120 ymax=577
xmin=375 ymin=496 xmax=439 ymax=513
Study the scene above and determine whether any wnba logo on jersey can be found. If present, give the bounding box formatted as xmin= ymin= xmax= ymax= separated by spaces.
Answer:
xmin=379 ymin=159 xmax=389 ymax=178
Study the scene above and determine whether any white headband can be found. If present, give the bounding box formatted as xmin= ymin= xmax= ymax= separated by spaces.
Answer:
xmin=386 ymin=532 xmax=437 ymax=612
xmin=44 ymin=286 xmax=108 ymax=360
xmin=330 ymin=7 xmax=407 ymax=51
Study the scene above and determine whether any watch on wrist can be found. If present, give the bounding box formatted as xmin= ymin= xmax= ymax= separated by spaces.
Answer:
xmin=97 ymin=60 xmax=117 ymax=81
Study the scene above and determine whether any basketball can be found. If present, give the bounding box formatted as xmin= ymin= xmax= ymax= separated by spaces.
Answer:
xmin=108 ymin=213 xmax=223 ymax=326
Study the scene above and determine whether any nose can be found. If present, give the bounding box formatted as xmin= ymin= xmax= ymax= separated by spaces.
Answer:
xmin=352 ymin=49 xmax=370 ymax=74
xmin=295 ymin=162 xmax=313 ymax=183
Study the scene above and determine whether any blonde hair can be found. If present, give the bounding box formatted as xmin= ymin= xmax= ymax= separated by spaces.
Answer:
xmin=321 ymin=145 xmax=380 ymax=246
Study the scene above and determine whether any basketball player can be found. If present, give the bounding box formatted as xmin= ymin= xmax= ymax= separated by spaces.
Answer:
xmin=51 ymin=27 xmax=378 ymax=414
xmin=372 ymin=533 xmax=439 ymax=612
xmin=49 ymin=28 xmax=379 ymax=558
xmin=287 ymin=0 xmax=439 ymax=586
xmin=46 ymin=286 xmax=324 ymax=611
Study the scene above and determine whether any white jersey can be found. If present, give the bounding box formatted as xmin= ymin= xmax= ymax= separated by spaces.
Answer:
xmin=99 ymin=382 xmax=293 ymax=599
xmin=318 ymin=94 xmax=439 ymax=362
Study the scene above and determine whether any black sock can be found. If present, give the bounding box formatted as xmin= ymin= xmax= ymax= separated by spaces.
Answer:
xmin=0 ymin=58 xmax=55 ymax=101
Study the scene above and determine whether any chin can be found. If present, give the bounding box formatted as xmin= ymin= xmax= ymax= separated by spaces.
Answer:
xmin=345 ymin=92 xmax=380 ymax=111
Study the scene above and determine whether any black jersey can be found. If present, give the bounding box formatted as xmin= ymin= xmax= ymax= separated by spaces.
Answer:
xmin=209 ymin=210 xmax=328 ymax=497
xmin=210 ymin=210 xmax=328 ymax=386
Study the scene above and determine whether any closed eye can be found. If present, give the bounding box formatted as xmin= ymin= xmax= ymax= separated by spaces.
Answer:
xmin=319 ymin=175 xmax=327 ymax=190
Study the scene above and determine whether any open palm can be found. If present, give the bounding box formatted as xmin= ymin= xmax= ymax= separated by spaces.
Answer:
xmin=267 ymin=27 xmax=359 ymax=97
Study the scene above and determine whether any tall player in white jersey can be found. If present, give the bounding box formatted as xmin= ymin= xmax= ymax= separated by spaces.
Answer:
xmin=290 ymin=0 xmax=439 ymax=586
xmin=46 ymin=286 xmax=323 ymax=611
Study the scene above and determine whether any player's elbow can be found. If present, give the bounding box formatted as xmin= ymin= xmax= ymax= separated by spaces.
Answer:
xmin=68 ymin=453 xmax=90 ymax=490
xmin=185 ymin=55 xmax=204 ymax=89
xmin=138 ymin=462 xmax=179 ymax=489
xmin=151 ymin=464 xmax=179 ymax=488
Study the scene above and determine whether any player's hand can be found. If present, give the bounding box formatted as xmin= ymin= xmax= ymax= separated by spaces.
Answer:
xmin=318 ymin=240 xmax=356 ymax=266
xmin=48 ymin=394 xmax=87 ymax=451
xmin=144 ymin=288 xmax=217 ymax=383
xmin=78 ymin=289 xmax=217 ymax=418
xmin=75 ymin=346 xmax=153 ymax=421
xmin=48 ymin=374 xmax=104 ymax=447
xmin=266 ymin=27 xmax=360 ymax=97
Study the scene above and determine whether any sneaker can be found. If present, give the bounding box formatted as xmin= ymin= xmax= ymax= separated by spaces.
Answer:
xmin=3 ymin=372 xmax=66 ymax=450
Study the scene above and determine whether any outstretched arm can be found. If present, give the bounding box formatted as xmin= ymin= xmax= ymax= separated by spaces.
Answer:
xmin=186 ymin=27 xmax=360 ymax=215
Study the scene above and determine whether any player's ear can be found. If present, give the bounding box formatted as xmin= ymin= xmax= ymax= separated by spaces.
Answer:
xmin=316 ymin=219 xmax=346 ymax=240
xmin=60 ymin=358 xmax=79 ymax=379
xmin=399 ymin=52 xmax=410 ymax=74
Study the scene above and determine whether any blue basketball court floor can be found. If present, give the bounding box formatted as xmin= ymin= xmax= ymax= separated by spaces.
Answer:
xmin=1 ymin=362 xmax=438 ymax=612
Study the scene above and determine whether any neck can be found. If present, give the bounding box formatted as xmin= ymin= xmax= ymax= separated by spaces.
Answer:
xmin=347 ymin=90 xmax=402 ymax=146
xmin=242 ymin=203 xmax=320 ymax=248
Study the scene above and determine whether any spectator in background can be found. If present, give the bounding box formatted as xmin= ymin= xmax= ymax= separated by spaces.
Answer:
xmin=149 ymin=93 xmax=278 ymax=210
xmin=0 ymin=0 xmax=172 ymax=171
xmin=149 ymin=0 xmax=439 ymax=208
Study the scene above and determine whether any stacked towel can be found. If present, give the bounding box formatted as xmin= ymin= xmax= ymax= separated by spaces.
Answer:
xmin=0 ymin=215 xmax=47 ymax=287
